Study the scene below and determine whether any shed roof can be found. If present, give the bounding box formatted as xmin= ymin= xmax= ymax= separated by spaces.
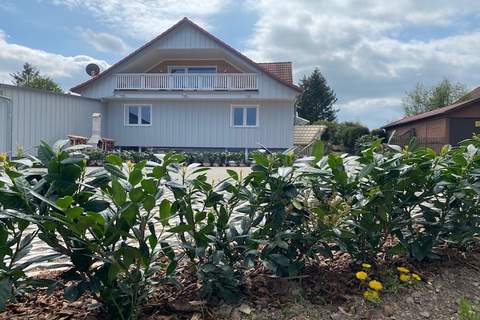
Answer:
xmin=384 ymin=87 xmax=480 ymax=129
xmin=293 ymin=125 xmax=325 ymax=146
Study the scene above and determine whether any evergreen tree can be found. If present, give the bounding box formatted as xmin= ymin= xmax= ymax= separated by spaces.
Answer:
xmin=10 ymin=63 xmax=62 ymax=93
xmin=296 ymin=68 xmax=337 ymax=122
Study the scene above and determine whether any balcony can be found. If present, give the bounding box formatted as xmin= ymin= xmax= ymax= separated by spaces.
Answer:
xmin=115 ymin=73 xmax=258 ymax=91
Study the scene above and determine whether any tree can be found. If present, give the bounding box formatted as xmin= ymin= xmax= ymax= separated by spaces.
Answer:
xmin=10 ymin=63 xmax=62 ymax=93
xmin=402 ymin=78 xmax=469 ymax=116
xmin=296 ymin=68 xmax=337 ymax=122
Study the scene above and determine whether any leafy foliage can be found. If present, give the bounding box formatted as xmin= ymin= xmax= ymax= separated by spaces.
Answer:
xmin=1 ymin=137 xmax=480 ymax=316
xmin=402 ymin=79 xmax=469 ymax=116
xmin=315 ymin=120 xmax=370 ymax=153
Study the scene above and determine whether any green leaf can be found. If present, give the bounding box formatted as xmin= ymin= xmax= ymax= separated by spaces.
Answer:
xmin=143 ymin=195 xmax=155 ymax=212
xmin=104 ymin=163 xmax=127 ymax=180
xmin=129 ymin=187 xmax=144 ymax=202
xmin=128 ymin=169 xmax=143 ymax=186
xmin=105 ymin=154 xmax=123 ymax=166
xmin=167 ymin=224 xmax=193 ymax=233
xmin=226 ymin=169 xmax=239 ymax=181
xmin=64 ymin=284 xmax=80 ymax=302
xmin=66 ymin=207 xmax=83 ymax=220
xmin=141 ymin=179 xmax=157 ymax=194
xmin=111 ymin=179 xmax=126 ymax=206
xmin=311 ymin=140 xmax=325 ymax=161
xmin=55 ymin=196 xmax=73 ymax=210
xmin=159 ymin=199 xmax=171 ymax=226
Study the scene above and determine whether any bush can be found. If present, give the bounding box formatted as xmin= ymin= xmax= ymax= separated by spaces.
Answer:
xmin=315 ymin=120 xmax=370 ymax=153
xmin=1 ymin=137 xmax=480 ymax=314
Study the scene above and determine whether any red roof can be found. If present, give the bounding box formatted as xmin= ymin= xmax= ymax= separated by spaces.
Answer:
xmin=384 ymin=93 xmax=480 ymax=128
xmin=71 ymin=18 xmax=300 ymax=93
xmin=258 ymin=62 xmax=293 ymax=84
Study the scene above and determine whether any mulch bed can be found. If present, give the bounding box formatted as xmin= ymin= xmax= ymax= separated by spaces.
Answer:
xmin=1 ymin=246 xmax=480 ymax=319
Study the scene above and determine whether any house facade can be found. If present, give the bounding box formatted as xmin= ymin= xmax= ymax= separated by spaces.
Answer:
xmin=71 ymin=18 xmax=301 ymax=152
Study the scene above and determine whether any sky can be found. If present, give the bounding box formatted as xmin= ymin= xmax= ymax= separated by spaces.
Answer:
xmin=1 ymin=0 xmax=480 ymax=128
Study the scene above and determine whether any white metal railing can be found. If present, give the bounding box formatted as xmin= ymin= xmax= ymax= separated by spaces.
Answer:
xmin=114 ymin=73 xmax=258 ymax=91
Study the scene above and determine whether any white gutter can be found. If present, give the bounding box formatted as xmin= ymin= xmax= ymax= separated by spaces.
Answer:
xmin=0 ymin=94 xmax=13 ymax=156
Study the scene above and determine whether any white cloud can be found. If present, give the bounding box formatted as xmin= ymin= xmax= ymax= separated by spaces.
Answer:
xmin=0 ymin=30 xmax=109 ymax=91
xmin=337 ymin=97 xmax=403 ymax=128
xmin=78 ymin=28 xmax=130 ymax=53
xmin=49 ymin=0 xmax=230 ymax=40
xmin=244 ymin=0 xmax=480 ymax=128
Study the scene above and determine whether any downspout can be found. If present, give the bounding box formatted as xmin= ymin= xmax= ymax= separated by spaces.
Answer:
xmin=0 ymin=94 xmax=13 ymax=157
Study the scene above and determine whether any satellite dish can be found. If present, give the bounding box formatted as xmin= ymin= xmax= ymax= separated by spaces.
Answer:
xmin=86 ymin=63 xmax=100 ymax=77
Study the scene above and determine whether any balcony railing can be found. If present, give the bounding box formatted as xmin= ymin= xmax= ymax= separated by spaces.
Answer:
xmin=115 ymin=73 xmax=258 ymax=91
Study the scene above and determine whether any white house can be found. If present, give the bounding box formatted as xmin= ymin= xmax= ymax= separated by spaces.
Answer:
xmin=0 ymin=18 xmax=301 ymax=155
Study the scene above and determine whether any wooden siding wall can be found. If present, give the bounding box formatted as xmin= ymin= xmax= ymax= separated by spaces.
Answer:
xmin=0 ymin=85 xmax=105 ymax=155
xmin=147 ymin=60 xmax=242 ymax=73
xmin=391 ymin=117 xmax=447 ymax=139
xmin=106 ymin=100 xmax=294 ymax=149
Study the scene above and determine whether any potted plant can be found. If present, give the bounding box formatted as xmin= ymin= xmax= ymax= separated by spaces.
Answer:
xmin=201 ymin=152 xmax=211 ymax=167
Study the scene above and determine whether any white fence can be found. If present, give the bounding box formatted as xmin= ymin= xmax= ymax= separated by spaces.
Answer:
xmin=115 ymin=73 xmax=258 ymax=91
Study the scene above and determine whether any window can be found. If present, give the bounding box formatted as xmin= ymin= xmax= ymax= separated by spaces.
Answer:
xmin=125 ymin=104 xmax=152 ymax=126
xmin=169 ymin=66 xmax=217 ymax=74
xmin=231 ymin=106 xmax=258 ymax=127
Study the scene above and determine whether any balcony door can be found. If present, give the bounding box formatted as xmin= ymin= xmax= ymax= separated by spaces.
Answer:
xmin=169 ymin=66 xmax=217 ymax=89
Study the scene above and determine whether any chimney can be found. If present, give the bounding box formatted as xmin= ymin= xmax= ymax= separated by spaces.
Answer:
xmin=87 ymin=113 xmax=102 ymax=147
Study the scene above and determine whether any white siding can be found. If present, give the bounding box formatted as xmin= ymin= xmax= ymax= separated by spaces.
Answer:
xmin=0 ymin=85 xmax=105 ymax=155
xmin=0 ymin=99 xmax=7 ymax=153
xmin=157 ymin=24 xmax=221 ymax=49
xmin=106 ymin=100 xmax=294 ymax=149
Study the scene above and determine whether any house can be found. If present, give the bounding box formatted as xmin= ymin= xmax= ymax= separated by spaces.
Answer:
xmin=69 ymin=17 xmax=301 ymax=152
xmin=384 ymin=87 xmax=480 ymax=151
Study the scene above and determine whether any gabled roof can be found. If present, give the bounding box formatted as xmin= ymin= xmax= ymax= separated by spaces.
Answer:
xmin=258 ymin=62 xmax=293 ymax=84
xmin=71 ymin=17 xmax=301 ymax=93
xmin=384 ymin=91 xmax=480 ymax=129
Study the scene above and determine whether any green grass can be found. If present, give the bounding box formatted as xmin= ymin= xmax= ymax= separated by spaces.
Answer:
xmin=459 ymin=297 xmax=480 ymax=320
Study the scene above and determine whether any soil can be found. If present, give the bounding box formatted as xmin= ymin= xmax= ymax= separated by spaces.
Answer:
xmin=1 ymin=247 xmax=479 ymax=320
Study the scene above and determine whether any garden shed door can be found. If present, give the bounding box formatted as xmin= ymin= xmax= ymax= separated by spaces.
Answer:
xmin=449 ymin=118 xmax=480 ymax=146
xmin=0 ymin=99 xmax=8 ymax=153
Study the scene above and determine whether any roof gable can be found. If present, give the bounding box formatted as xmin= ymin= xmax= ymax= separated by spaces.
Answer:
xmin=384 ymin=96 xmax=480 ymax=128
xmin=71 ymin=18 xmax=300 ymax=93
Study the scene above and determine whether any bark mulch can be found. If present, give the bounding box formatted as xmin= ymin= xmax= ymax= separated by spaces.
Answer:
xmin=1 ymin=246 xmax=479 ymax=319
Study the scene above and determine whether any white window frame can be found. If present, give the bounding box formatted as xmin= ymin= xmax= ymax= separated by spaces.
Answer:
xmin=167 ymin=66 xmax=218 ymax=73
xmin=124 ymin=104 xmax=152 ymax=127
xmin=230 ymin=105 xmax=259 ymax=128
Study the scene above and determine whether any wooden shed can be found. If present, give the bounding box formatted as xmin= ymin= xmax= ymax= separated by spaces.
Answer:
xmin=384 ymin=90 xmax=480 ymax=151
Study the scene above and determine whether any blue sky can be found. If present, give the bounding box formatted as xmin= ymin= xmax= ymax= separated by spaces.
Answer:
xmin=1 ymin=0 xmax=480 ymax=128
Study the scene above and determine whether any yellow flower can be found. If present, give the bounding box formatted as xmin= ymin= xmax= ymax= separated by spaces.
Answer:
xmin=363 ymin=289 xmax=379 ymax=301
xmin=399 ymin=274 xmax=411 ymax=282
xmin=127 ymin=160 xmax=134 ymax=168
xmin=362 ymin=263 xmax=372 ymax=269
xmin=368 ymin=280 xmax=383 ymax=291
xmin=397 ymin=267 xmax=410 ymax=273
xmin=412 ymin=273 xmax=421 ymax=281
xmin=0 ymin=152 xmax=7 ymax=162
xmin=355 ymin=271 xmax=368 ymax=280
